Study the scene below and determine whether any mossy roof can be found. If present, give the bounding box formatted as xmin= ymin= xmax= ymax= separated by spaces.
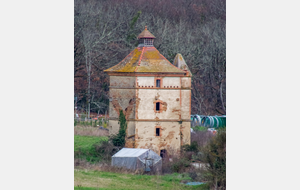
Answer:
xmin=104 ymin=47 xmax=186 ymax=73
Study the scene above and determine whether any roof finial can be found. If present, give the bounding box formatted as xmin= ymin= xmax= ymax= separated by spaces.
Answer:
xmin=145 ymin=25 xmax=147 ymax=30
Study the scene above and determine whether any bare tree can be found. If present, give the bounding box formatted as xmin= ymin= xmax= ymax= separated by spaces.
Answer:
xmin=74 ymin=0 xmax=226 ymax=116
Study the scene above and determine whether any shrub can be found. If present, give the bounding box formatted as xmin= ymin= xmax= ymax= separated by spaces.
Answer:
xmin=194 ymin=126 xmax=207 ymax=131
xmin=161 ymin=150 xmax=193 ymax=174
xmin=191 ymin=130 xmax=214 ymax=150
xmin=170 ymin=157 xmax=191 ymax=173
xmin=93 ymin=140 xmax=119 ymax=162
xmin=182 ymin=141 xmax=198 ymax=153
xmin=202 ymin=128 xmax=226 ymax=189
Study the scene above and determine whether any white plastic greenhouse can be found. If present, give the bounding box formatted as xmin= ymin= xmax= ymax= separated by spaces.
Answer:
xmin=111 ymin=148 xmax=162 ymax=173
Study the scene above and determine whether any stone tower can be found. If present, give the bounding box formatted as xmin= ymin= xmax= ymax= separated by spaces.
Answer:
xmin=104 ymin=26 xmax=192 ymax=156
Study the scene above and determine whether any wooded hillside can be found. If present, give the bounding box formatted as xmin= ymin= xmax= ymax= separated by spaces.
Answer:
xmin=74 ymin=0 xmax=226 ymax=116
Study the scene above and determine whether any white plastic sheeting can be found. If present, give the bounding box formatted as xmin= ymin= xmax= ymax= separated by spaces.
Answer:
xmin=112 ymin=148 xmax=162 ymax=173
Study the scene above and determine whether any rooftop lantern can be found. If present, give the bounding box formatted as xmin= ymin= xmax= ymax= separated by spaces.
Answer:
xmin=137 ymin=26 xmax=156 ymax=47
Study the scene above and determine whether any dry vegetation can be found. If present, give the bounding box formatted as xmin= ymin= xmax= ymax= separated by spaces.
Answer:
xmin=74 ymin=0 xmax=226 ymax=116
xmin=75 ymin=159 xmax=140 ymax=175
xmin=74 ymin=126 xmax=109 ymax=136
xmin=191 ymin=130 xmax=214 ymax=148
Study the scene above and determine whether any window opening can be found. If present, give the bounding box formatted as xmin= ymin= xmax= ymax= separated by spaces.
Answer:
xmin=156 ymin=79 xmax=160 ymax=87
xmin=156 ymin=128 xmax=160 ymax=136
xmin=160 ymin=149 xmax=166 ymax=158
xmin=139 ymin=39 xmax=144 ymax=44
xmin=138 ymin=39 xmax=153 ymax=47
xmin=156 ymin=102 xmax=160 ymax=111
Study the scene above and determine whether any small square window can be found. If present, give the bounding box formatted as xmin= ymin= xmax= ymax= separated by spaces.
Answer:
xmin=156 ymin=79 xmax=160 ymax=87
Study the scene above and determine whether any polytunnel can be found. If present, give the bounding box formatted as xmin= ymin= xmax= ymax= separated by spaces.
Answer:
xmin=190 ymin=115 xmax=205 ymax=127
xmin=111 ymin=148 xmax=162 ymax=173
xmin=191 ymin=115 xmax=226 ymax=128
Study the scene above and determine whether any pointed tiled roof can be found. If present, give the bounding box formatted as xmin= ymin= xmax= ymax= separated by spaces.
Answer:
xmin=173 ymin=53 xmax=192 ymax=76
xmin=137 ymin=26 xmax=156 ymax=39
xmin=104 ymin=47 xmax=185 ymax=73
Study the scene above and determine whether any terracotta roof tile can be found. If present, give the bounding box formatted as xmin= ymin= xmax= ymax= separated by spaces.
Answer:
xmin=104 ymin=47 xmax=185 ymax=73
xmin=137 ymin=26 xmax=156 ymax=39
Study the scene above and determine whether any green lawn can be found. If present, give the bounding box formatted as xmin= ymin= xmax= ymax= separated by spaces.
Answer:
xmin=74 ymin=135 xmax=108 ymax=152
xmin=74 ymin=135 xmax=108 ymax=162
xmin=74 ymin=170 xmax=209 ymax=190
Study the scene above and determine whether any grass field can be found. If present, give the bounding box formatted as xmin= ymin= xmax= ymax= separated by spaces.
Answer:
xmin=75 ymin=135 xmax=108 ymax=162
xmin=74 ymin=169 xmax=209 ymax=190
xmin=75 ymin=135 xmax=108 ymax=152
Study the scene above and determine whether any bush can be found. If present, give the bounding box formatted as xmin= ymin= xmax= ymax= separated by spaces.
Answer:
xmin=194 ymin=126 xmax=207 ymax=131
xmin=182 ymin=141 xmax=198 ymax=153
xmin=191 ymin=130 xmax=214 ymax=150
xmin=162 ymin=156 xmax=191 ymax=173
xmin=161 ymin=149 xmax=194 ymax=174
xmin=202 ymin=128 xmax=226 ymax=189
xmin=170 ymin=157 xmax=191 ymax=173
xmin=93 ymin=141 xmax=119 ymax=162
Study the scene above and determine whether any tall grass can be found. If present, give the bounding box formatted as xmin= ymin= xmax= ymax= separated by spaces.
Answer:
xmin=74 ymin=126 xmax=109 ymax=136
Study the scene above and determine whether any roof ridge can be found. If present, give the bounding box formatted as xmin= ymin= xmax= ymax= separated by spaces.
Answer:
xmin=134 ymin=47 xmax=145 ymax=72
xmin=156 ymin=47 xmax=186 ymax=73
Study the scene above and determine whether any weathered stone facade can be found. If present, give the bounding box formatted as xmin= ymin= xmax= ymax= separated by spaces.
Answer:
xmin=104 ymin=27 xmax=192 ymax=155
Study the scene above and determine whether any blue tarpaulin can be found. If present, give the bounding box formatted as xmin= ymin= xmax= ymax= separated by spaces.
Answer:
xmin=185 ymin=182 xmax=205 ymax=186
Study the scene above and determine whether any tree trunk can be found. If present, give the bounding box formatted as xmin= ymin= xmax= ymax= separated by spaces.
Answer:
xmin=220 ymin=82 xmax=226 ymax=114
xmin=87 ymin=55 xmax=91 ymax=119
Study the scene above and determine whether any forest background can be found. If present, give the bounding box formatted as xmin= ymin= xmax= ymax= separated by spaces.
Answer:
xmin=74 ymin=0 xmax=226 ymax=118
